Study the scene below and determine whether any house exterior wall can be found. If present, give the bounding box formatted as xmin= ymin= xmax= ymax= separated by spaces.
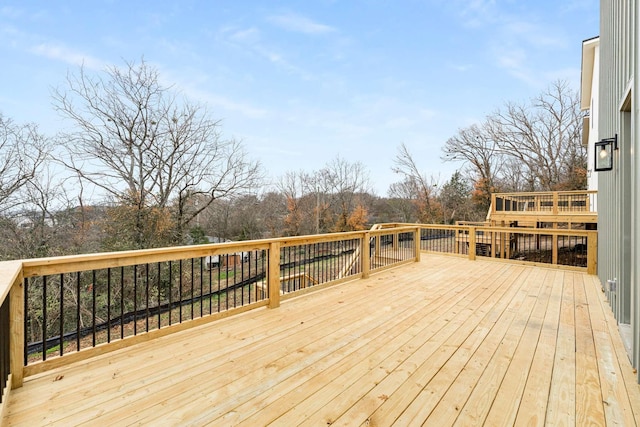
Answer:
xmin=598 ymin=0 xmax=639 ymax=382
xmin=581 ymin=38 xmax=600 ymax=207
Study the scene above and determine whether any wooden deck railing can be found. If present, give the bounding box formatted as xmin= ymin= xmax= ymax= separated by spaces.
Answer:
xmin=0 ymin=225 xmax=423 ymax=410
xmin=0 ymin=221 xmax=597 ymax=413
xmin=489 ymin=190 xmax=597 ymax=224
xmin=416 ymin=224 xmax=596 ymax=273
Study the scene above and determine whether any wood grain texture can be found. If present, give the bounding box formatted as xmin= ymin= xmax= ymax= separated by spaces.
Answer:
xmin=4 ymin=255 xmax=639 ymax=426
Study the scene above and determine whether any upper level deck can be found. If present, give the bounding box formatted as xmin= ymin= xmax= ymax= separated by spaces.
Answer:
xmin=489 ymin=190 xmax=598 ymax=226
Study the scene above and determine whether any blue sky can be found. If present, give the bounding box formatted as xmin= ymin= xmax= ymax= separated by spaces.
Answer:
xmin=0 ymin=0 xmax=599 ymax=196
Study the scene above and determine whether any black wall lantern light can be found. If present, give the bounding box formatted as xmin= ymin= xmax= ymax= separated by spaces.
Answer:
xmin=595 ymin=134 xmax=617 ymax=171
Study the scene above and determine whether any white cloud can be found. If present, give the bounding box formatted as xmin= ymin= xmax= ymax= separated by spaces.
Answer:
xmin=456 ymin=0 xmax=498 ymax=28
xmin=503 ymin=21 xmax=567 ymax=49
xmin=0 ymin=6 xmax=23 ymax=19
xmin=228 ymin=27 xmax=261 ymax=44
xmin=219 ymin=26 xmax=313 ymax=80
xmin=448 ymin=62 xmax=473 ymax=72
xmin=492 ymin=46 xmax=541 ymax=87
xmin=267 ymin=12 xmax=336 ymax=35
xmin=30 ymin=42 xmax=105 ymax=70
xmin=184 ymin=87 xmax=269 ymax=120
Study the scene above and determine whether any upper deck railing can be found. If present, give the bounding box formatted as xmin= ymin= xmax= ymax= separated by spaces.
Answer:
xmin=0 ymin=221 xmax=597 ymax=413
xmin=490 ymin=190 xmax=597 ymax=223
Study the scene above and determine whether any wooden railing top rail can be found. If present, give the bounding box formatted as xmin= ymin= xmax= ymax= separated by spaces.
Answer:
xmin=375 ymin=223 xmax=596 ymax=237
xmin=0 ymin=261 xmax=21 ymax=304
xmin=493 ymin=190 xmax=597 ymax=198
xmin=17 ymin=227 xmax=423 ymax=278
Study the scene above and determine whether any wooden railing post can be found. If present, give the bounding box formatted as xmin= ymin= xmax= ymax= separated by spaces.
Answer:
xmin=468 ymin=227 xmax=476 ymax=261
xmin=550 ymin=223 xmax=558 ymax=265
xmin=414 ymin=227 xmax=421 ymax=262
xmin=490 ymin=230 xmax=496 ymax=258
xmin=587 ymin=231 xmax=598 ymax=275
xmin=361 ymin=232 xmax=370 ymax=279
xmin=268 ymin=242 xmax=281 ymax=308
xmin=10 ymin=273 xmax=24 ymax=388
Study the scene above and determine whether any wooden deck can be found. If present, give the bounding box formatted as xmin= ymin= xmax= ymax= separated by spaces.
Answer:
xmin=4 ymin=255 xmax=640 ymax=426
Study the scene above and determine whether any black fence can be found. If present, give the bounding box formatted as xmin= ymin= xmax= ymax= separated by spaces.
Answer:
xmin=25 ymin=251 xmax=268 ymax=363
xmin=280 ymin=238 xmax=361 ymax=294
xmin=0 ymin=295 xmax=9 ymax=404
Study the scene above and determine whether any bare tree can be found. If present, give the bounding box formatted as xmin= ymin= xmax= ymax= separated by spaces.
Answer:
xmin=52 ymin=59 xmax=262 ymax=248
xmin=0 ymin=114 xmax=49 ymax=214
xmin=278 ymin=171 xmax=313 ymax=236
xmin=320 ymin=157 xmax=372 ymax=232
xmin=386 ymin=180 xmax=421 ymax=222
xmin=276 ymin=158 xmax=372 ymax=235
xmin=391 ymin=143 xmax=442 ymax=223
xmin=486 ymin=80 xmax=585 ymax=191
xmin=441 ymin=80 xmax=586 ymax=216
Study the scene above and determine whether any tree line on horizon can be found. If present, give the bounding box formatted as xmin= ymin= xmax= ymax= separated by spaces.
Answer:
xmin=0 ymin=60 xmax=586 ymax=261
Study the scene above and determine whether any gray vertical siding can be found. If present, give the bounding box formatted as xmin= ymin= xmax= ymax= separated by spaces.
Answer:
xmin=598 ymin=0 xmax=639 ymax=382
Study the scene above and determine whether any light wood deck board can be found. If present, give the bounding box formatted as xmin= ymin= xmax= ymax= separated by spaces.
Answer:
xmin=4 ymin=255 xmax=640 ymax=426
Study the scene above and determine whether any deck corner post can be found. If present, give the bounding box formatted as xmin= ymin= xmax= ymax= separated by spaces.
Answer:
xmin=414 ymin=227 xmax=421 ymax=262
xmin=10 ymin=272 xmax=24 ymax=388
xmin=468 ymin=226 xmax=476 ymax=261
xmin=552 ymin=233 xmax=559 ymax=265
xmin=268 ymin=242 xmax=281 ymax=308
xmin=587 ymin=231 xmax=598 ymax=275
xmin=361 ymin=232 xmax=371 ymax=279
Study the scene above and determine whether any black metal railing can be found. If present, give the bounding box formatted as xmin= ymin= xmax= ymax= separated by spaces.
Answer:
xmin=25 ymin=251 xmax=268 ymax=363
xmin=491 ymin=191 xmax=597 ymax=215
xmin=0 ymin=294 xmax=9 ymax=404
xmin=419 ymin=227 xmax=458 ymax=253
xmin=415 ymin=224 xmax=591 ymax=270
xmin=370 ymin=231 xmax=416 ymax=270
xmin=479 ymin=232 xmax=588 ymax=268
xmin=280 ymin=238 xmax=360 ymax=295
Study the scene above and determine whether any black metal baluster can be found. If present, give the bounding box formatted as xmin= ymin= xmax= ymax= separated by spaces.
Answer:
xmin=190 ymin=258 xmax=195 ymax=319
xmin=76 ymin=272 xmax=80 ymax=351
xmin=217 ymin=258 xmax=221 ymax=313
xmin=23 ymin=278 xmax=28 ymax=366
xmin=59 ymin=273 xmax=64 ymax=356
xmin=92 ymin=270 xmax=96 ymax=347
xmin=225 ymin=255 xmax=229 ymax=310
xmin=1 ymin=297 xmax=7 ymax=403
xmin=241 ymin=253 xmax=245 ymax=305
xmin=157 ymin=262 xmax=162 ymax=328
xmin=107 ymin=268 xmax=111 ymax=343
xmin=133 ymin=265 xmax=138 ymax=335
xmin=179 ymin=260 xmax=183 ymax=322
xmin=145 ymin=263 xmax=150 ymax=332
xmin=200 ymin=258 xmax=204 ymax=317
xmin=169 ymin=261 xmax=173 ymax=326
xmin=120 ymin=267 xmax=124 ymax=340
xmin=42 ymin=276 xmax=47 ymax=361
xmin=233 ymin=257 xmax=238 ymax=308
xmin=209 ymin=258 xmax=213 ymax=314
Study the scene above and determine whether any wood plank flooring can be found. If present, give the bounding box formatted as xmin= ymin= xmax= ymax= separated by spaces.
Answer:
xmin=4 ymin=255 xmax=640 ymax=426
